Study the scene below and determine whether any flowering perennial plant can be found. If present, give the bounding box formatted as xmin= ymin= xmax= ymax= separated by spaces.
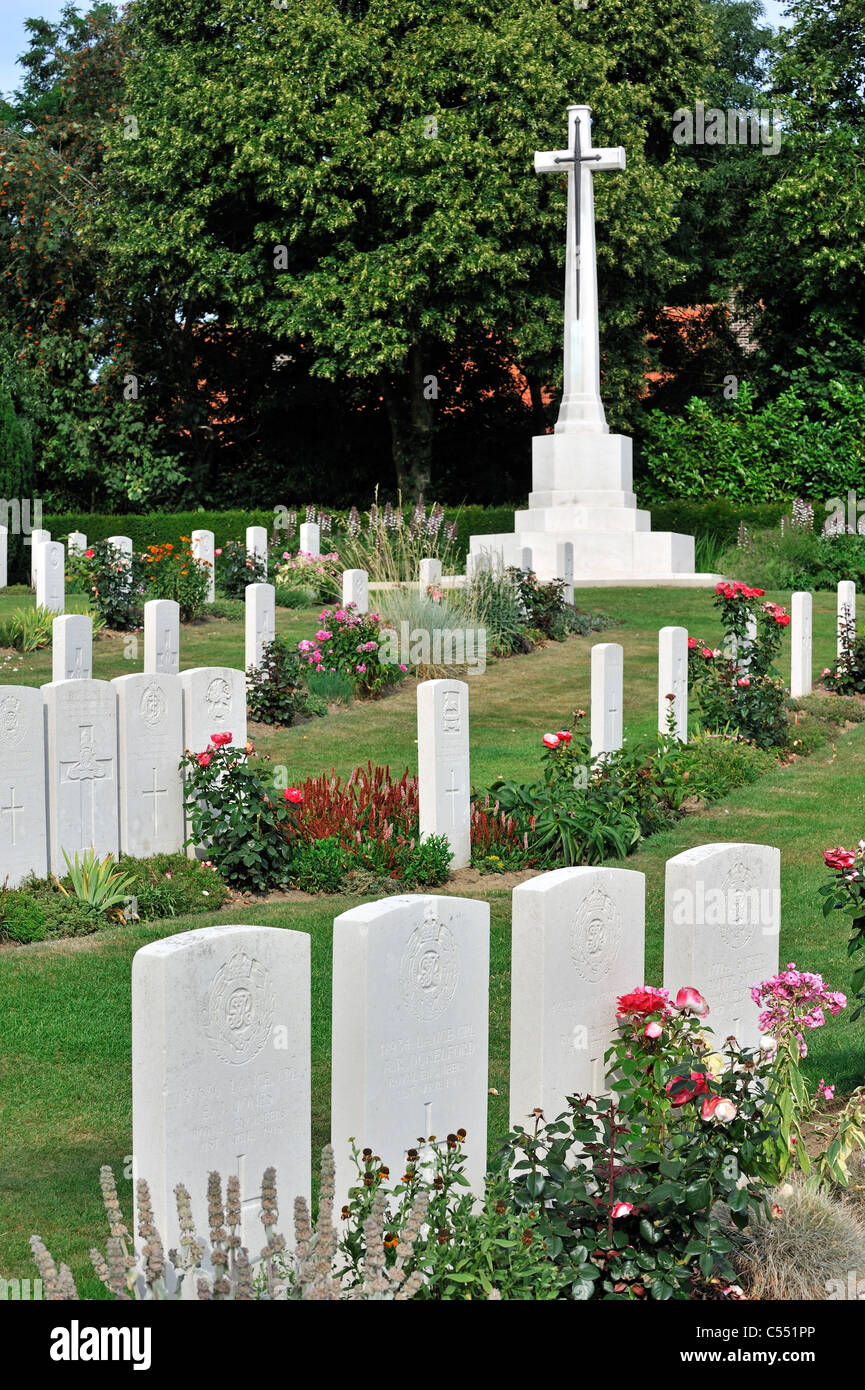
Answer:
xmin=274 ymin=549 xmax=341 ymax=602
xmin=142 ymin=537 xmax=210 ymax=620
xmin=687 ymin=580 xmax=791 ymax=748
xmin=495 ymin=983 xmax=778 ymax=1299
xmin=298 ymin=604 xmax=407 ymax=697
xmin=819 ymin=841 xmax=865 ymax=1021
xmin=751 ymin=962 xmax=847 ymax=1178
xmin=822 ymin=606 xmax=865 ymax=696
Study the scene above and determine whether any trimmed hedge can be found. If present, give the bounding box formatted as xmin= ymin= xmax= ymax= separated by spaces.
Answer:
xmin=40 ymin=504 xmax=519 ymax=568
xmin=644 ymin=498 xmax=794 ymax=546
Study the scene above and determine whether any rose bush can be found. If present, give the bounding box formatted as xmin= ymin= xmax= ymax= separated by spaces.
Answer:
xmin=818 ymin=841 xmax=865 ymax=1021
xmin=297 ymin=604 xmax=407 ymax=698
xmin=687 ymin=581 xmax=790 ymax=749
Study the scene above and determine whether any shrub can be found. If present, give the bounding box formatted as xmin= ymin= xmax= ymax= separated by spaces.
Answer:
xmin=288 ymin=837 xmax=348 ymax=893
xmin=718 ymin=519 xmax=865 ymax=593
xmin=735 ymin=1181 xmax=865 ymax=1300
xmin=823 ymin=606 xmax=865 ymax=695
xmin=460 ymin=565 xmax=527 ymax=656
xmin=56 ymin=848 xmax=137 ymax=921
xmin=218 ymin=538 xmax=267 ymax=599
xmin=640 ymin=380 xmax=865 ymax=504
xmin=120 ymin=853 xmax=229 ymax=919
xmin=0 ymin=892 xmax=47 ymax=943
xmin=274 ymin=583 xmax=317 ymax=609
xmin=510 ymin=567 xmax=568 ymax=639
xmin=273 ymin=549 xmax=341 ymax=602
xmin=819 ymin=844 xmax=865 ymax=1022
xmin=0 ymin=605 xmax=53 ymax=651
xmin=70 ymin=540 xmax=146 ymax=630
xmin=181 ymin=736 xmax=301 ymax=891
xmin=140 ymin=538 xmax=210 ymax=620
xmin=298 ymin=604 xmax=407 ymax=698
xmin=289 ymin=764 xmax=453 ymax=887
xmin=494 ymin=983 xmax=778 ymax=1299
xmin=470 ymin=794 xmax=535 ymax=871
xmin=678 ymin=729 xmax=776 ymax=799
xmin=246 ymin=636 xmax=326 ymax=726
xmin=687 ymin=581 xmax=791 ymax=749
xmin=488 ymin=719 xmax=689 ymax=867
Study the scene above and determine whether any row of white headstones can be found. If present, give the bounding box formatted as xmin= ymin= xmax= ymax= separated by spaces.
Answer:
xmin=132 ymin=837 xmax=780 ymax=1259
xmin=2 ymin=571 xmax=856 ymax=884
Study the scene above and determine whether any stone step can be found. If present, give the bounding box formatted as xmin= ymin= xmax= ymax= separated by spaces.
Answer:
xmin=515 ymin=506 xmax=651 ymax=534
xmin=469 ymin=528 xmax=695 ymax=580
xmin=528 ymin=489 xmax=638 ymax=509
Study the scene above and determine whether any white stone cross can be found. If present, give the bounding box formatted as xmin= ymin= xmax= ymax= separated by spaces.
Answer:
xmin=535 ymin=105 xmax=626 ymax=435
xmin=1 ymin=785 xmax=23 ymax=845
xmin=142 ymin=766 xmax=168 ymax=837
xmin=67 ymin=645 xmax=85 ymax=680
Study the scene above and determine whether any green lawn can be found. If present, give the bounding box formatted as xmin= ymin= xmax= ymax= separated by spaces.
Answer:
xmin=0 ymin=581 xmax=861 ymax=1290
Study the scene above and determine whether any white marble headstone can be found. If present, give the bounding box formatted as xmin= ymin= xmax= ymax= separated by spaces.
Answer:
xmin=113 ymin=673 xmax=185 ymax=856
xmin=43 ymin=678 xmax=119 ymax=873
xmin=0 ymin=525 xmax=7 ymax=588
xmin=180 ymin=666 xmax=247 ymax=754
xmin=191 ymin=529 xmax=215 ymax=603
xmin=52 ymin=614 xmax=92 ymax=683
xmin=299 ymin=521 xmax=320 ymax=557
xmin=246 ymin=526 xmax=268 ymax=575
xmin=419 ymin=557 xmax=442 ymax=589
xmin=838 ymin=580 xmax=856 ymax=659
xmin=417 ymin=678 xmax=470 ymax=870
xmin=510 ymin=866 xmax=645 ymax=1123
xmin=0 ymin=685 xmax=48 ymax=885
xmin=35 ymin=540 xmax=65 ymax=614
xmin=132 ymin=923 xmax=311 ymax=1257
xmin=341 ymin=569 xmax=368 ymax=615
xmin=67 ymin=531 xmax=87 ymax=556
xmin=29 ymin=528 xmax=50 ymax=586
xmin=143 ymin=598 xmax=180 ymax=676
xmin=663 ymin=842 xmax=780 ymax=1050
xmin=106 ymin=535 xmax=133 ymax=559
xmin=245 ymin=583 xmax=275 ymax=673
xmin=590 ymin=642 xmax=623 ymax=759
xmin=790 ymin=592 xmax=812 ymax=698
xmin=658 ymin=626 xmax=688 ymax=741
xmin=331 ymin=894 xmax=489 ymax=1206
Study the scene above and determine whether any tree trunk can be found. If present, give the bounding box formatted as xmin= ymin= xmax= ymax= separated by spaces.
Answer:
xmin=383 ymin=343 xmax=435 ymax=499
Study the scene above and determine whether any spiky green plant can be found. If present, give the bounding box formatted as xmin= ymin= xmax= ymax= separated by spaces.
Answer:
xmin=0 ymin=605 xmax=53 ymax=651
xmin=459 ymin=566 xmax=524 ymax=655
xmin=56 ymin=848 xmax=136 ymax=920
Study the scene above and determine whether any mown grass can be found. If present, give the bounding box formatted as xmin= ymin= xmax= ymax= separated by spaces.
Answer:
xmin=0 ymin=581 xmax=861 ymax=1289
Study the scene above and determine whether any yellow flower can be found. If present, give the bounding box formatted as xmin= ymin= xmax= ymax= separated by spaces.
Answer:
xmin=705 ymin=1052 xmax=727 ymax=1079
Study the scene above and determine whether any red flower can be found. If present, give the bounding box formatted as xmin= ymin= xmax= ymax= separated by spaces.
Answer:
xmin=775 ymin=613 xmax=790 ymax=627
xmin=83 ymin=548 xmax=94 ymax=558
xmin=542 ymin=733 xmax=560 ymax=749
xmin=555 ymin=730 xmax=572 ymax=744
xmin=701 ymin=647 xmax=714 ymax=659
xmin=211 ymin=732 xmax=232 ymax=747
xmin=616 ymin=986 xmax=669 ymax=1018
xmin=197 ymin=752 xmax=212 ymax=768
xmin=666 ymin=1072 xmax=710 ymax=1107
xmin=824 ymin=846 xmax=855 ymax=870
xmin=687 ymin=636 xmax=698 ymax=649
xmin=610 ymin=1202 xmax=633 ymax=1218
xmin=283 ymin=787 xmax=303 ymax=804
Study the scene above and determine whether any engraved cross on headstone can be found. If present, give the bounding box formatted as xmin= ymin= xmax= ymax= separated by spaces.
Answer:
xmin=142 ymin=765 xmax=168 ymax=837
xmin=535 ymin=106 xmax=626 ymax=435
xmin=59 ymin=724 xmax=114 ymax=847
xmin=66 ymin=645 xmax=85 ymax=680
xmin=158 ymin=625 xmax=179 ymax=674
xmin=444 ymin=768 xmax=461 ymax=827
xmin=1 ymin=785 xmax=23 ymax=845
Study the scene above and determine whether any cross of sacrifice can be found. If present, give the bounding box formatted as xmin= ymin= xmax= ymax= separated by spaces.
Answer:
xmin=59 ymin=724 xmax=114 ymax=847
xmin=1 ymin=785 xmax=23 ymax=845
xmin=142 ymin=765 xmax=168 ymax=836
xmin=535 ymin=105 xmax=626 ymax=435
xmin=444 ymin=768 xmax=461 ymax=826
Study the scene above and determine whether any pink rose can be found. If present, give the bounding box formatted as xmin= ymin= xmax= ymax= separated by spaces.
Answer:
xmin=610 ymin=1202 xmax=633 ymax=1218
xmin=824 ymin=847 xmax=855 ymax=870
xmin=542 ymin=733 xmax=560 ymax=749
xmin=701 ymin=1096 xmax=737 ymax=1124
xmin=643 ymin=1020 xmax=663 ymax=1039
xmin=283 ymin=788 xmax=303 ymax=804
xmin=211 ymin=732 xmax=232 ymax=747
xmin=555 ymin=730 xmax=572 ymax=743
xmin=197 ymin=752 xmax=212 ymax=768
xmin=675 ymin=986 xmax=709 ymax=1017
xmin=737 ymin=676 xmax=750 ymax=688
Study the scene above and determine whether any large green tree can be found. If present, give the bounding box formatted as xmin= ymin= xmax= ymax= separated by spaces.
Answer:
xmin=99 ymin=0 xmax=716 ymax=496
